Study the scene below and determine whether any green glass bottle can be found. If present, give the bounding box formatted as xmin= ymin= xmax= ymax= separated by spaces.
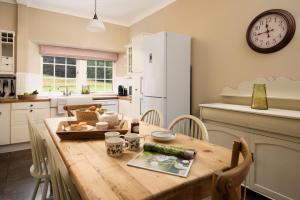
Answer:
xmin=251 ymin=84 xmax=268 ymax=110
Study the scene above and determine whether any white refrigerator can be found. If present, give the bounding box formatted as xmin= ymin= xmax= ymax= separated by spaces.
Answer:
xmin=141 ymin=32 xmax=191 ymax=127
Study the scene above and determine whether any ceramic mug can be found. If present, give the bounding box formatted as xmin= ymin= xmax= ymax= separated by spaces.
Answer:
xmin=124 ymin=133 xmax=145 ymax=151
xmin=106 ymin=137 xmax=129 ymax=157
xmin=104 ymin=131 xmax=123 ymax=139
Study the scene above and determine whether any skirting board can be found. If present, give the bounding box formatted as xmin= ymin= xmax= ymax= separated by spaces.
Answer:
xmin=0 ymin=142 xmax=31 ymax=153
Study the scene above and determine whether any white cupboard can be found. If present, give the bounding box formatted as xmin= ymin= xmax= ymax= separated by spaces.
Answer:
xmin=11 ymin=102 xmax=50 ymax=144
xmin=0 ymin=30 xmax=15 ymax=74
xmin=126 ymin=33 xmax=151 ymax=74
xmin=199 ymin=103 xmax=300 ymax=200
xmin=119 ymin=99 xmax=132 ymax=117
xmin=0 ymin=104 xmax=11 ymax=145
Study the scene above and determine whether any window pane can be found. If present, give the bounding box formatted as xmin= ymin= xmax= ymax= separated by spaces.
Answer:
xmin=55 ymin=57 xmax=65 ymax=64
xmin=87 ymin=80 xmax=95 ymax=92
xmin=96 ymin=67 xmax=104 ymax=79
xmin=43 ymin=78 xmax=54 ymax=92
xmin=105 ymin=67 xmax=112 ymax=79
xmin=55 ymin=79 xmax=65 ymax=91
xmin=43 ymin=56 xmax=54 ymax=63
xmin=106 ymin=61 xmax=112 ymax=67
xmin=66 ymin=79 xmax=76 ymax=92
xmin=67 ymin=58 xmax=76 ymax=65
xmin=43 ymin=64 xmax=54 ymax=76
xmin=105 ymin=80 xmax=113 ymax=91
xmin=67 ymin=65 xmax=76 ymax=78
xmin=97 ymin=60 xmax=104 ymax=66
xmin=87 ymin=60 xmax=95 ymax=66
xmin=87 ymin=67 xmax=95 ymax=79
xmin=55 ymin=65 xmax=65 ymax=78
xmin=96 ymin=80 xmax=105 ymax=92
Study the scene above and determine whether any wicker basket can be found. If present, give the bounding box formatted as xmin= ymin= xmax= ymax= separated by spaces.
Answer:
xmin=76 ymin=111 xmax=99 ymax=121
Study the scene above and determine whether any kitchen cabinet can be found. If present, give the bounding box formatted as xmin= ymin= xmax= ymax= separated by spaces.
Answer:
xmin=0 ymin=30 xmax=15 ymax=74
xmin=199 ymin=103 xmax=300 ymax=200
xmin=126 ymin=33 xmax=150 ymax=74
xmin=11 ymin=102 xmax=50 ymax=144
xmin=0 ymin=104 xmax=11 ymax=145
xmin=119 ymin=99 xmax=133 ymax=117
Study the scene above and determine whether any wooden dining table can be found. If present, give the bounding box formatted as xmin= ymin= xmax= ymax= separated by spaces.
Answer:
xmin=44 ymin=117 xmax=232 ymax=200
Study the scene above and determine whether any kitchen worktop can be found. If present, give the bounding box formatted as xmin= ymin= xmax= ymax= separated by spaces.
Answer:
xmin=0 ymin=95 xmax=132 ymax=104
xmin=0 ymin=97 xmax=50 ymax=103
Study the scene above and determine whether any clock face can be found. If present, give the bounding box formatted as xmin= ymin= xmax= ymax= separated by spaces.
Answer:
xmin=246 ymin=9 xmax=296 ymax=53
xmin=249 ymin=14 xmax=287 ymax=49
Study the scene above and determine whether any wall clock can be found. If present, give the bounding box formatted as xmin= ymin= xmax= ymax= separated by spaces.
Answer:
xmin=246 ymin=9 xmax=296 ymax=54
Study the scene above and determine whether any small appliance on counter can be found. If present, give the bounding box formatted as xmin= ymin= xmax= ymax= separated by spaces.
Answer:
xmin=0 ymin=74 xmax=16 ymax=99
xmin=118 ymin=85 xmax=128 ymax=96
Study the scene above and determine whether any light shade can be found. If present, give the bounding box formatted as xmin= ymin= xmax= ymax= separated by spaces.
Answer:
xmin=87 ymin=14 xmax=106 ymax=32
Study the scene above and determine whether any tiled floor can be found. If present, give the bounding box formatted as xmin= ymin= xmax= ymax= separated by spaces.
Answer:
xmin=0 ymin=150 xmax=46 ymax=200
xmin=0 ymin=149 xmax=270 ymax=200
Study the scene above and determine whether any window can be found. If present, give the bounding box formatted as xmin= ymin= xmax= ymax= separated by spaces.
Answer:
xmin=42 ymin=56 xmax=114 ymax=94
xmin=42 ymin=56 xmax=77 ymax=93
xmin=87 ymin=60 xmax=113 ymax=92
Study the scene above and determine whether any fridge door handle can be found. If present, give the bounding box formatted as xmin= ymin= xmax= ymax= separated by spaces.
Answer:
xmin=140 ymin=77 xmax=143 ymax=95
xmin=140 ymin=97 xmax=143 ymax=116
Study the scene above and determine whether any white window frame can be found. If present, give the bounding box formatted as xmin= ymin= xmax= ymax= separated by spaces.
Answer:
xmin=41 ymin=56 xmax=116 ymax=95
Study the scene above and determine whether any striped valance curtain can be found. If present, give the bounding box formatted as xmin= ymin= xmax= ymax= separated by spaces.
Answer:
xmin=39 ymin=45 xmax=118 ymax=61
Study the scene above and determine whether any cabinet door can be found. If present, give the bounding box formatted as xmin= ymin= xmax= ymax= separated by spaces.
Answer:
xmin=11 ymin=108 xmax=50 ymax=144
xmin=250 ymin=134 xmax=300 ymax=200
xmin=205 ymin=123 xmax=250 ymax=149
xmin=132 ymin=35 xmax=144 ymax=73
xmin=0 ymin=104 xmax=11 ymax=145
xmin=119 ymin=100 xmax=132 ymax=117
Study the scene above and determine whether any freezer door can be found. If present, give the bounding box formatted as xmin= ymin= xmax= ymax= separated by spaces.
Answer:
xmin=141 ymin=97 xmax=167 ymax=127
xmin=143 ymin=32 xmax=167 ymax=98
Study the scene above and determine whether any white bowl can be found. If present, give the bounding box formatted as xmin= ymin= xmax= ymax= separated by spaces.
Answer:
xmin=151 ymin=131 xmax=176 ymax=142
xmin=96 ymin=121 xmax=109 ymax=130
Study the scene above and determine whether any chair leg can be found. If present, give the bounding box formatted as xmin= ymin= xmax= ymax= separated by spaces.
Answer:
xmin=32 ymin=178 xmax=41 ymax=200
xmin=41 ymin=178 xmax=50 ymax=200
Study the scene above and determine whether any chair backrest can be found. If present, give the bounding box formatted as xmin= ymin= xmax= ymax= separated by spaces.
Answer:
xmin=44 ymin=132 xmax=81 ymax=200
xmin=141 ymin=109 xmax=163 ymax=127
xmin=211 ymin=138 xmax=252 ymax=200
xmin=27 ymin=116 xmax=48 ymax=175
xmin=63 ymin=104 xmax=101 ymax=117
xmin=168 ymin=115 xmax=209 ymax=141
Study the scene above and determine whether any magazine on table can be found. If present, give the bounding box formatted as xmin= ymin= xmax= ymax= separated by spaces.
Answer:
xmin=127 ymin=143 xmax=196 ymax=177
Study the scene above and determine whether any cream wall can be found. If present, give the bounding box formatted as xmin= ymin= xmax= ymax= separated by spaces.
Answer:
xmin=17 ymin=6 xmax=129 ymax=74
xmin=0 ymin=2 xmax=17 ymax=31
xmin=130 ymin=0 xmax=300 ymax=114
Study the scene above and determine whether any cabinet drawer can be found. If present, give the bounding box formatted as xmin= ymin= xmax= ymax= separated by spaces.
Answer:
xmin=0 ymin=64 xmax=13 ymax=72
xmin=11 ymin=108 xmax=50 ymax=125
xmin=12 ymin=102 xmax=50 ymax=110
xmin=1 ymin=56 xmax=13 ymax=64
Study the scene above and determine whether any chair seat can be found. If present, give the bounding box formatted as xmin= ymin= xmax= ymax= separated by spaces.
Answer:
xmin=30 ymin=164 xmax=50 ymax=179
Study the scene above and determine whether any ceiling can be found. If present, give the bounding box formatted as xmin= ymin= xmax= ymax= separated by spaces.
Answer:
xmin=9 ymin=0 xmax=176 ymax=26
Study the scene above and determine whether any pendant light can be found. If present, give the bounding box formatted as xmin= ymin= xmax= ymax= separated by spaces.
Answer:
xmin=87 ymin=0 xmax=106 ymax=32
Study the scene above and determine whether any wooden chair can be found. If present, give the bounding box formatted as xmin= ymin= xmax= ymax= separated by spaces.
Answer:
xmin=168 ymin=115 xmax=209 ymax=141
xmin=27 ymin=116 xmax=50 ymax=200
xmin=44 ymin=130 xmax=81 ymax=200
xmin=141 ymin=109 xmax=163 ymax=127
xmin=63 ymin=104 xmax=101 ymax=117
xmin=211 ymin=138 xmax=253 ymax=200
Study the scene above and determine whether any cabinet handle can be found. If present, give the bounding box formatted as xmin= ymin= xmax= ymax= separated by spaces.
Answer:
xmin=30 ymin=110 xmax=33 ymax=112
xmin=0 ymin=112 xmax=2 ymax=115
xmin=30 ymin=104 xmax=33 ymax=107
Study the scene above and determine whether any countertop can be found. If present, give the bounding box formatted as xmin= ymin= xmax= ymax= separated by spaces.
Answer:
xmin=0 ymin=95 xmax=132 ymax=103
xmin=0 ymin=97 xmax=50 ymax=103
